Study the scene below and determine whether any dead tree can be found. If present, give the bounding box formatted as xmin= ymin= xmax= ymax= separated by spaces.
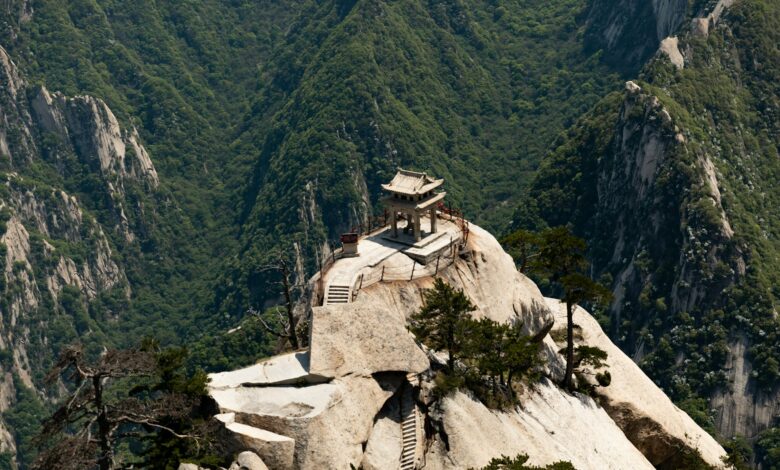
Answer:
xmin=34 ymin=345 xmax=206 ymax=470
xmin=254 ymin=254 xmax=304 ymax=350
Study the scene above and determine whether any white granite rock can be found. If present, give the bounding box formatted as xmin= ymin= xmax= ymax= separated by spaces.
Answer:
xmin=424 ymin=379 xmax=654 ymax=470
xmin=308 ymin=302 xmax=429 ymax=378
xmin=546 ymin=298 xmax=729 ymax=468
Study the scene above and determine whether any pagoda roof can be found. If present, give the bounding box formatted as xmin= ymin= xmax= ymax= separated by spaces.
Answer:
xmin=381 ymin=169 xmax=443 ymax=196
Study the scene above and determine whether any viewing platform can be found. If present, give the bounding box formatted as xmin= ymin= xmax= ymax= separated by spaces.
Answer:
xmin=320 ymin=214 xmax=464 ymax=306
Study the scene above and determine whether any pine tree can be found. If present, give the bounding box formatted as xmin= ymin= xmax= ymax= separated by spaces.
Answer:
xmin=532 ymin=228 xmax=612 ymax=391
xmin=409 ymin=278 xmax=476 ymax=371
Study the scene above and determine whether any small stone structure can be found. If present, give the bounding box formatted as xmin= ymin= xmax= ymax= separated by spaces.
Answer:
xmin=340 ymin=232 xmax=359 ymax=257
xmin=382 ymin=169 xmax=446 ymax=242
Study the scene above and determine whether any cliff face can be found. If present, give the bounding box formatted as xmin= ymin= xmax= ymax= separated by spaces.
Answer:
xmin=205 ymin=222 xmax=726 ymax=469
xmin=584 ymin=0 xmax=689 ymax=72
xmin=0 ymin=45 xmax=158 ymax=459
xmin=517 ymin=0 xmax=780 ymax=446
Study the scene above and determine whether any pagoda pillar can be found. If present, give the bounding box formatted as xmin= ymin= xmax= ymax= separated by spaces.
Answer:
xmin=413 ymin=212 xmax=421 ymax=241
xmin=391 ymin=209 xmax=398 ymax=237
xmin=430 ymin=208 xmax=437 ymax=234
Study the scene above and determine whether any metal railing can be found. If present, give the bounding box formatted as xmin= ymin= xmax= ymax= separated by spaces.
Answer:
xmin=350 ymin=236 xmax=463 ymax=300
xmin=313 ymin=211 xmax=470 ymax=305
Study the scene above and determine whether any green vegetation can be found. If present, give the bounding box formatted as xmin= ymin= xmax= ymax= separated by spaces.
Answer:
xmin=34 ymin=343 xmax=222 ymax=470
xmin=503 ymin=227 xmax=611 ymax=392
xmin=410 ymin=278 xmax=477 ymax=371
xmin=2 ymin=377 xmax=47 ymax=469
xmin=472 ymin=453 xmax=575 ymax=470
xmin=217 ymin=0 xmax=623 ymax=315
xmin=511 ymin=0 xmax=780 ymax=456
xmin=0 ymin=0 xmax=624 ymax=461
xmin=410 ymin=278 xmax=542 ymax=407
xmin=0 ymin=0 xmax=624 ymax=375
xmin=756 ymin=427 xmax=780 ymax=470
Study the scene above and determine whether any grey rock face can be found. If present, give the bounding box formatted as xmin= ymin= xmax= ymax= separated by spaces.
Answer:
xmin=0 ymin=45 xmax=158 ymax=462
xmin=584 ymin=0 xmax=688 ymax=72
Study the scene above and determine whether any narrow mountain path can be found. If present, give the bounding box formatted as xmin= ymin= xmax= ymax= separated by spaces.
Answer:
xmin=400 ymin=375 xmax=419 ymax=470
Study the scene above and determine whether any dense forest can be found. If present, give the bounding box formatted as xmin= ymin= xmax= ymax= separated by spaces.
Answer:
xmin=0 ymin=0 xmax=625 ymax=365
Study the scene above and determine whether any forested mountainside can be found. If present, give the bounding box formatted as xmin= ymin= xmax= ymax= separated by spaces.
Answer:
xmin=2 ymin=0 xmax=778 ymax=467
xmin=515 ymin=0 xmax=780 ymax=460
xmin=218 ymin=0 xmax=626 ymax=315
xmin=0 ymin=0 xmax=627 ymax=351
xmin=0 ymin=0 xmax=637 ymax=466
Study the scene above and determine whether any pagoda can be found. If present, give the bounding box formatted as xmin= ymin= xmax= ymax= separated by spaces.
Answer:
xmin=382 ymin=169 xmax=446 ymax=242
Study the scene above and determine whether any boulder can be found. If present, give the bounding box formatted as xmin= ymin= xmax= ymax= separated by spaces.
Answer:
xmin=659 ymin=36 xmax=684 ymax=69
xmin=625 ymin=80 xmax=642 ymax=94
xmin=361 ymin=394 xmax=403 ymax=470
xmin=212 ymin=375 xmax=400 ymax=469
xmin=215 ymin=413 xmax=295 ymax=470
xmin=692 ymin=17 xmax=710 ymax=37
xmin=177 ymin=464 xmax=203 ymax=470
xmin=545 ymin=298 xmax=729 ymax=468
xmin=208 ymin=351 xmax=328 ymax=389
xmin=231 ymin=451 xmax=268 ymax=470
xmin=308 ymin=303 xmax=429 ymax=378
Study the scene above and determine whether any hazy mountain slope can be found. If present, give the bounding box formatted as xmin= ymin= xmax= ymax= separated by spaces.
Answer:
xmin=515 ymin=0 xmax=780 ymax=450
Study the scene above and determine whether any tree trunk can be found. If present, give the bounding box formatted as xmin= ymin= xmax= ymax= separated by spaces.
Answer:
xmin=279 ymin=258 xmax=299 ymax=350
xmin=563 ymin=301 xmax=575 ymax=391
xmin=446 ymin=323 xmax=455 ymax=371
xmin=94 ymin=376 xmax=113 ymax=470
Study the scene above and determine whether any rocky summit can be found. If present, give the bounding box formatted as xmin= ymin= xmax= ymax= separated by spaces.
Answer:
xmin=204 ymin=221 xmax=726 ymax=469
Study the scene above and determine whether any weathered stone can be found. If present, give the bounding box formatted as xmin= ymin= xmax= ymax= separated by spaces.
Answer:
xmin=177 ymin=463 xmax=203 ymax=470
xmin=215 ymin=413 xmax=295 ymax=470
xmin=545 ymin=299 xmax=729 ymax=468
xmin=659 ymin=36 xmax=684 ymax=69
xmin=206 ymin=215 xmax=730 ymax=470
xmin=692 ymin=17 xmax=710 ymax=37
xmin=308 ymin=303 xmax=429 ymax=378
xmin=212 ymin=376 xmax=398 ymax=469
xmin=361 ymin=394 xmax=402 ymax=470
xmin=424 ymin=379 xmax=654 ymax=470
xmin=235 ymin=451 xmax=268 ymax=470
xmin=359 ymin=223 xmax=554 ymax=339
xmin=209 ymin=351 xmax=328 ymax=389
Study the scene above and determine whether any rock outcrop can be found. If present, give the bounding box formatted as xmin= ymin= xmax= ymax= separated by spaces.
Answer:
xmin=425 ymin=380 xmax=654 ymax=470
xmin=0 ymin=45 xmax=159 ymax=460
xmin=30 ymin=86 xmax=159 ymax=189
xmin=546 ymin=299 xmax=727 ymax=468
xmin=206 ymin=221 xmax=725 ymax=469
xmin=584 ymin=0 xmax=688 ymax=71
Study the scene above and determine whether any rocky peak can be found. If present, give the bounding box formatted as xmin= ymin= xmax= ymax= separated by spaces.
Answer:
xmin=0 ymin=44 xmax=159 ymax=462
xmin=0 ymin=46 xmax=23 ymax=100
xmin=204 ymin=221 xmax=726 ymax=469
xmin=30 ymin=85 xmax=159 ymax=189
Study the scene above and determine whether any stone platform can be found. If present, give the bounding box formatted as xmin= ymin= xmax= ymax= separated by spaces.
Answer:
xmin=380 ymin=215 xmax=460 ymax=264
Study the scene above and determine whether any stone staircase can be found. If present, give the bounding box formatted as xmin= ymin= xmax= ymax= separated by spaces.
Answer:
xmin=400 ymin=376 xmax=419 ymax=470
xmin=324 ymin=284 xmax=350 ymax=305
